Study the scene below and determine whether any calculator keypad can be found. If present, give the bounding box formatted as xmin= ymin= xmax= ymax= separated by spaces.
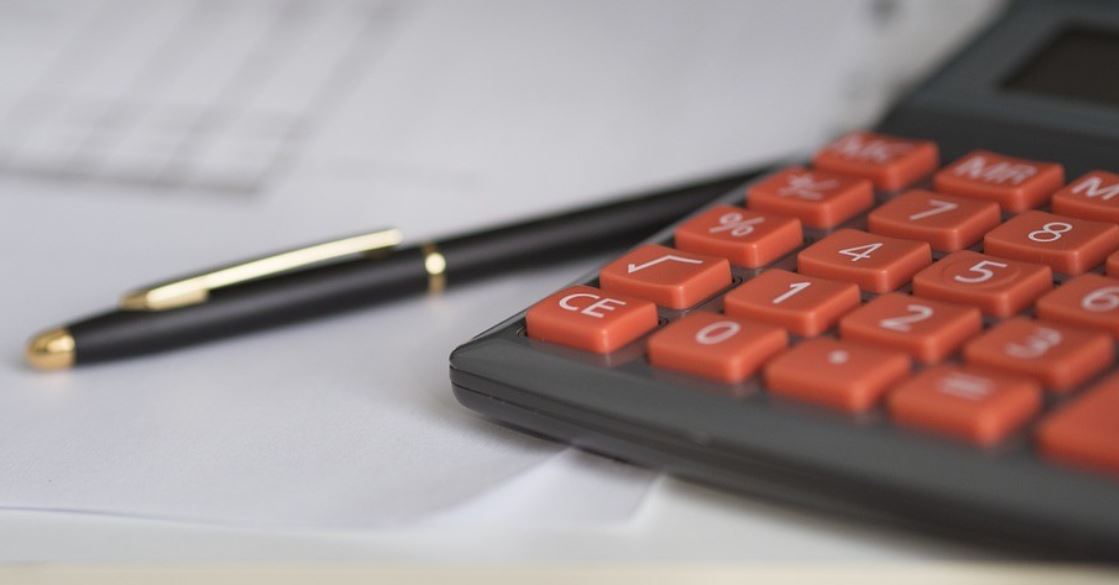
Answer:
xmin=522 ymin=130 xmax=1119 ymax=478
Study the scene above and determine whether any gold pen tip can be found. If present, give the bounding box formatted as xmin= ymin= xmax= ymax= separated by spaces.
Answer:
xmin=25 ymin=327 xmax=75 ymax=370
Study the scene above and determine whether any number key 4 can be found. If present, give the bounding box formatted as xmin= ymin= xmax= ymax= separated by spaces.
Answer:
xmin=983 ymin=210 xmax=1119 ymax=275
xmin=797 ymin=228 xmax=932 ymax=293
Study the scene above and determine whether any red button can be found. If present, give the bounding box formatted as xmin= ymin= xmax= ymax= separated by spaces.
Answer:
xmin=722 ymin=269 xmax=860 ymax=336
xmin=812 ymin=131 xmax=939 ymax=191
xmin=797 ymin=229 xmax=931 ymax=293
xmin=839 ymin=293 xmax=981 ymax=364
xmin=983 ymin=211 xmax=1119 ymax=275
xmin=1051 ymin=171 xmax=1119 ymax=224
xmin=764 ymin=338 xmax=911 ymax=413
xmin=867 ymin=190 xmax=1000 ymax=252
xmin=933 ymin=150 xmax=1064 ymax=212
xmin=647 ymin=312 xmax=787 ymax=383
xmin=1037 ymin=374 xmax=1119 ymax=476
xmin=888 ymin=365 xmax=1041 ymax=446
xmin=599 ymin=244 xmax=732 ymax=309
xmin=962 ymin=317 xmax=1113 ymax=392
xmin=674 ymin=205 xmax=802 ymax=268
xmin=525 ymin=285 xmax=658 ymax=353
xmin=911 ymin=250 xmax=1052 ymax=317
xmin=1035 ymin=274 xmax=1119 ymax=339
xmin=746 ymin=166 xmax=873 ymax=229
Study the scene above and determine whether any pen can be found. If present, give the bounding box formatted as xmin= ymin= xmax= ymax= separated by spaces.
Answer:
xmin=25 ymin=164 xmax=767 ymax=369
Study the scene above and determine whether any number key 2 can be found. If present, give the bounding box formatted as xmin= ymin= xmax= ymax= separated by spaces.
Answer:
xmin=797 ymin=229 xmax=932 ymax=293
xmin=983 ymin=210 xmax=1119 ymax=275
xmin=839 ymin=293 xmax=981 ymax=364
xmin=912 ymin=250 xmax=1052 ymax=317
xmin=868 ymin=190 xmax=1000 ymax=252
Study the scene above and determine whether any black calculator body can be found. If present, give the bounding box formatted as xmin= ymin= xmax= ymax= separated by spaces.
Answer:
xmin=450 ymin=0 xmax=1119 ymax=559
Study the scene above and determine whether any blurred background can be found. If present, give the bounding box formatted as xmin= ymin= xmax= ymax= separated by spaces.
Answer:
xmin=0 ymin=0 xmax=1007 ymax=563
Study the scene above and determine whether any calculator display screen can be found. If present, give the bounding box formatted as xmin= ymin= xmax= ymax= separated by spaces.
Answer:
xmin=1003 ymin=28 xmax=1119 ymax=108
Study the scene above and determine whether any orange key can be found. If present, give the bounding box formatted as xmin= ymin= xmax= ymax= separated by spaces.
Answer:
xmin=933 ymin=150 xmax=1064 ymax=212
xmin=983 ymin=211 xmax=1119 ymax=275
xmin=599 ymin=244 xmax=731 ymax=309
xmin=525 ymin=285 xmax=658 ymax=353
xmin=647 ymin=312 xmax=787 ymax=383
xmin=1051 ymin=170 xmax=1119 ymax=224
xmin=1036 ymin=274 xmax=1119 ymax=339
xmin=811 ymin=131 xmax=939 ymax=191
xmin=888 ymin=365 xmax=1041 ymax=446
xmin=723 ymin=269 xmax=860 ymax=336
xmin=797 ymin=229 xmax=931 ymax=293
xmin=867 ymin=190 xmax=1000 ymax=252
xmin=839 ymin=293 xmax=981 ymax=364
xmin=962 ymin=317 xmax=1113 ymax=392
xmin=674 ymin=205 xmax=802 ymax=268
xmin=1110 ymin=250 xmax=1119 ymax=277
xmin=911 ymin=250 xmax=1052 ymax=317
xmin=764 ymin=338 xmax=911 ymax=413
xmin=1037 ymin=374 xmax=1119 ymax=476
xmin=746 ymin=166 xmax=873 ymax=229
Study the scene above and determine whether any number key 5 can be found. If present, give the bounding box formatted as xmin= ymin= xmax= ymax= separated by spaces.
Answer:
xmin=912 ymin=250 xmax=1052 ymax=317
xmin=983 ymin=210 xmax=1119 ymax=275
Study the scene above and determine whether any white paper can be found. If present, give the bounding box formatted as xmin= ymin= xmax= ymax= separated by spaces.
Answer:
xmin=0 ymin=0 xmax=997 ymax=529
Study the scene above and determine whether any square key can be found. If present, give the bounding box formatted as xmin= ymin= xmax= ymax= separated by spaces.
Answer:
xmin=812 ymin=131 xmax=939 ymax=191
xmin=647 ymin=312 xmax=787 ymax=383
xmin=764 ymin=338 xmax=911 ymax=413
xmin=867 ymin=190 xmax=1000 ymax=252
xmin=1051 ymin=170 xmax=1119 ymax=224
xmin=1036 ymin=274 xmax=1119 ymax=339
xmin=746 ymin=166 xmax=873 ymax=229
xmin=983 ymin=210 xmax=1119 ymax=275
xmin=962 ymin=317 xmax=1113 ymax=392
xmin=911 ymin=250 xmax=1052 ymax=317
xmin=723 ymin=269 xmax=860 ymax=336
xmin=599 ymin=244 xmax=731 ymax=309
xmin=933 ymin=150 xmax=1064 ymax=212
xmin=674 ymin=205 xmax=802 ymax=268
xmin=839 ymin=293 xmax=981 ymax=364
xmin=888 ymin=365 xmax=1041 ymax=446
xmin=797 ymin=228 xmax=932 ymax=293
xmin=1037 ymin=373 xmax=1119 ymax=476
xmin=525 ymin=285 xmax=658 ymax=353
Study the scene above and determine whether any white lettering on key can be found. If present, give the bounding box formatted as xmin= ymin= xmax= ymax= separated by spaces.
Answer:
xmin=1005 ymin=327 xmax=1061 ymax=359
xmin=908 ymin=199 xmax=958 ymax=221
xmin=830 ymin=134 xmax=912 ymax=163
xmin=627 ymin=254 xmax=703 ymax=274
xmin=777 ymin=173 xmax=838 ymax=200
xmin=938 ymin=372 xmax=993 ymax=400
xmin=953 ymin=156 xmax=1037 ymax=185
xmin=708 ymin=212 xmax=764 ymax=237
xmin=1071 ymin=176 xmax=1119 ymax=201
xmin=695 ymin=321 xmax=741 ymax=345
xmin=558 ymin=293 xmax=626 ymax=318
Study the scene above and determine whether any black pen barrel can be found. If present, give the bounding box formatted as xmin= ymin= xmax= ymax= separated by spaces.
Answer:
xmin=69 ymin=248 xmax=429 ymax=363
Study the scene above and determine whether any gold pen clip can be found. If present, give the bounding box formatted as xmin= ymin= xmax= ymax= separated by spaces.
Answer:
xmin=119 ymin=227 xmax=404 ymax=311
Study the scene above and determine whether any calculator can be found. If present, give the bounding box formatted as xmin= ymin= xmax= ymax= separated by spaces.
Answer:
xmin=449 ymin=0 xmax=1119 ymax=558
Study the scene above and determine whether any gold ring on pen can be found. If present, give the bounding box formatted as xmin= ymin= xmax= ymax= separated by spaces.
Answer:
xmin=421 ymin=243 xmax=447 ymax=293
